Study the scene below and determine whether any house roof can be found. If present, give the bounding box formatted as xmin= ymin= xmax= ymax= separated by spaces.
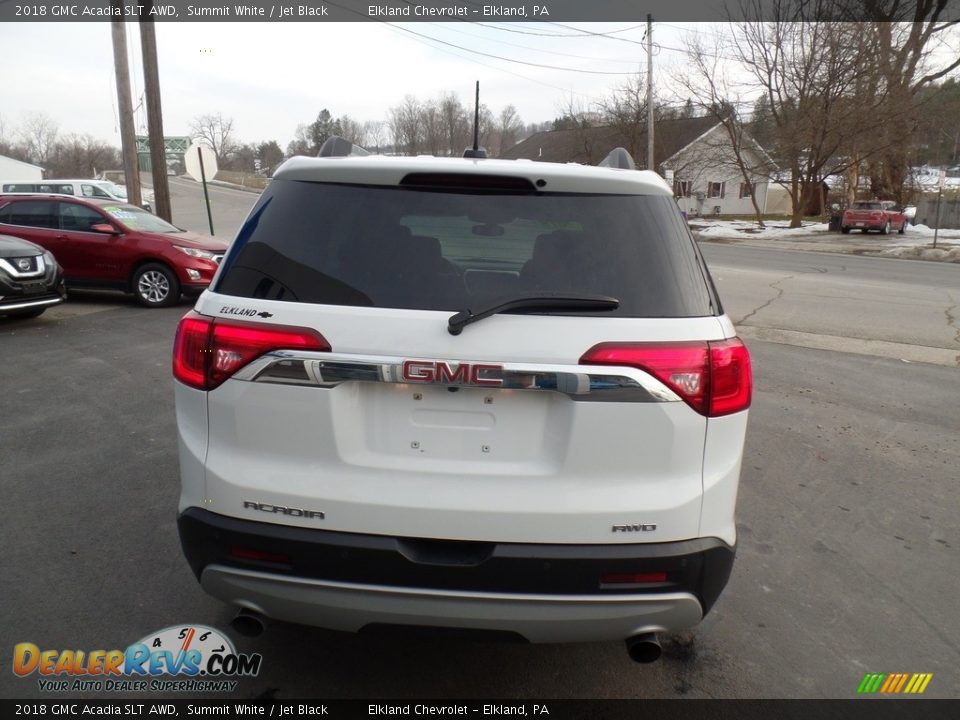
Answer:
xmin=0 ymin=154 xmax=44 ymax=171
xmin=500 ymin=115 xmax=719 ymax=168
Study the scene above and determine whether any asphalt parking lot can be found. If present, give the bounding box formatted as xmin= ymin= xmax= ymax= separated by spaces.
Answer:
xmin=2 ymin=277 xmax=957 ymax=699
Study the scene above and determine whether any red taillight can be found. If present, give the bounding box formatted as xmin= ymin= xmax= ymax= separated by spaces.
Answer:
xmin=172 ymin=313 xmax=213 ymax=389
xmin=580 ymin=338 xmax=752 ymax=417
xmin=708 ymin=338 xmax=753 ymax=416
xmin=173 ymin=311 xmax=330 ymax=390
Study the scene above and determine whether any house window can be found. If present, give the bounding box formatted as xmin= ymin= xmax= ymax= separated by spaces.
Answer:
xmin=739 ymin=182 xmax=755 ymax=199
xmin=707 ymin=181 xmax=725 ymax=199
xmin=673 ymin=179 xmax=692 ymax=198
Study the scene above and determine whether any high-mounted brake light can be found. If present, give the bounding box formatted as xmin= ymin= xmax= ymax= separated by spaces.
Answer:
xmin=580 ymin=338 xmax=751 ymax=417
xmin=173 ymin=311 xmax=330 ymax=391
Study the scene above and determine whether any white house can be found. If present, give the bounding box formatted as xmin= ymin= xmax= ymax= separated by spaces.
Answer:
xmin=0 ymin=154 xmax=43 ymax=182
xmin=660 ymin=123 xmax=774 ymax=218
xmin=501 ymin=118 xmax=774 ymax=218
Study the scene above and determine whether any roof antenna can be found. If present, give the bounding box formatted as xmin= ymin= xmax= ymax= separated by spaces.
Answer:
xmin=463 ymin=81 xmax=487 ymax=159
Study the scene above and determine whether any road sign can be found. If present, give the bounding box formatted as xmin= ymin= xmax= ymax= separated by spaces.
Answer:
xmin=184 ymin=143 xmax=218 ymax=182
xmin=939 ymin=168 xmax=946 ymax=191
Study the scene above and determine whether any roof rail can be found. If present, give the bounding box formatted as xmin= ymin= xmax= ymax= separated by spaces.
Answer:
xmin=598 ymin=147 xmax=636 ymax=171
xmin=318 ymin=136 xmax=371 ymax=158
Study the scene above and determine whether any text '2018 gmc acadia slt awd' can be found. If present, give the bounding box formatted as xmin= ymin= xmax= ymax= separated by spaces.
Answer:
xmin=173 ymin=139 xmax=751 ymax=663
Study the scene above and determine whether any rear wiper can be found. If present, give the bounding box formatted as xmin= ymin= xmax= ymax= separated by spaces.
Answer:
xmin=448 ymin=293 xmax=620 ymax=335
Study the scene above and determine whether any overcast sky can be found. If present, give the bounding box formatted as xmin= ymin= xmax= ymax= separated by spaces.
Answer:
xmin=0 ymin=21 xmax=702 ymax=148
xmin=3 ymin=21 xmax=957 ymax=152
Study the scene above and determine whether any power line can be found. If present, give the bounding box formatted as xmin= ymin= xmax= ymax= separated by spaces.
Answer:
xmin=377 ymin=23 xmax=599 ymax=102
xmin=429 ymin=22 xmax=643 ymax=65
xmin=475 ymin=21 xmax=646 ymax=45
xmin=538 ymin=20 xmax=648 ymax=46
xmin=383 ymin=22 xmax=637 ymax=75
xmin=322 ymin=1 xmax=638 ymax=75
xmin=658 ymin=22 xmax=719 ymax=36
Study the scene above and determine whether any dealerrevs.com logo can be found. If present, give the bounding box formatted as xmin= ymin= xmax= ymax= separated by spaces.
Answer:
xmin=13 ymin=625 xmax=262 ymax=693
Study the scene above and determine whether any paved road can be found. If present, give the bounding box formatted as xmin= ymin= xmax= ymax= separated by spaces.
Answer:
xmin=1 ymin=301 xmax=957 ymax=699
xmin=701 ymin=245 xmax=960 ymax=368
xmin=143 ymin=174 xmax=259 ymax=241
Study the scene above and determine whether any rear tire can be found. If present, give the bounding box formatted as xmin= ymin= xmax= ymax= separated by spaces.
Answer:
xmin=898 ymin=220 xmax=906 ymax=234
xmin=133 ymin=263 xmax=180 ymax=308
xmin=841 ymin=226 xmax=850 ymax=234
xmin=881 ymin=221 xmax=891 ymax=235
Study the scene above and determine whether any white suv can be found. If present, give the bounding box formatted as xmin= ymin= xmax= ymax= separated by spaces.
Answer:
xmin=173 ymin=140 xmax=751 ymax=663
xmin=1 ymin=179 xmax=154 ymax=212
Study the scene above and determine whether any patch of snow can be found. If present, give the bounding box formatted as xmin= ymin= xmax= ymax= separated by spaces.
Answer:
xmin=880 ymin=244 xmax=960 ymax=262
xmin=689 ymin=219 xmax=829 ymax=239
xmin=903 ymin=224 xmax=960 ymax=240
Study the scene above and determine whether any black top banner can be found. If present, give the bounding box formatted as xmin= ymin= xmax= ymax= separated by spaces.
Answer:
xmin=1 ymin=0 xmax=957 ymax=22
xmin=3 ymin=699 xmax=960 ymax=719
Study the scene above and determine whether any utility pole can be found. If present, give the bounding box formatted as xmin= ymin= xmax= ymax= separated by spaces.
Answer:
xmin=139 ymin=1 xmax=172 ymax=221
xmin=110 ymin=3 xmax=142 ymax=208
xmin=647 ymin=14 xmax=655 ymax=172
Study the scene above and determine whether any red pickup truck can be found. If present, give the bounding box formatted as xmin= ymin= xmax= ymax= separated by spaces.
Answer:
xmin=841 ymin=200 xmax=907 ymax=235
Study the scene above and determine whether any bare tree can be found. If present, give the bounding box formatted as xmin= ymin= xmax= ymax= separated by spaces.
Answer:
xmin=19 ymin=112 xmax=59 ymax=167
xmin=598 ymin=73 xmax=649 ymax=163
xmin=189 ymin=113 xmax=238 ymax=162
xmin=722 ymin=11 xmax=887 ymax=226
xmin=389 ymin=95 xmax=424 ymax=156
xmin=495 ymin=105 xmax=524 ymax=157
xmin=477 ymin=104 xmax=495 ymax=152
xmin=677 ymin=33 xmax=777 ymax=226
xmin=421 ymin=101 xmax=444 ymax=156
xmin=0 ymin=113 xmax=17 ymax=158
xmin=860 ymin=6 xmax=960 ymax=201
xmin=437 ymin=93 xmax=470 ymax=156
xmin=338 ymin=115 xmax=364 ymax=146
xmin=47 ymin=134 xmax=121 ymax=178
xmin=286 ymin=123 xmax=312 ymax=157
xmin=362 ymin=120 xmax=388 ymax=152
xmin=554 ymin=96 xmax=597 ymax=163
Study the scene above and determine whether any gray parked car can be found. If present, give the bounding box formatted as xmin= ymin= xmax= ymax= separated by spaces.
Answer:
xmin=0 ymin=233 xmax=66 ymax=318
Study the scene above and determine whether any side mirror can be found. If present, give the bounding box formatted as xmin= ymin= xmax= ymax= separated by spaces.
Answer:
xmin=90 ymin=223 xmax=119 ymax=234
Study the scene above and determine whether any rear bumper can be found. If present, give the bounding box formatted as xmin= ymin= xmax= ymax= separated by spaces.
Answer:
xmin=843 ymin=218 xmax=885 ymax=230
xmin=179 ymin=508 xmax=735 ymax=642
xmin=202 ymin=565 xmax=703 ymax=642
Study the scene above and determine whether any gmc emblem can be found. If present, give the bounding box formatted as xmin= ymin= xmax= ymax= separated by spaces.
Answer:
xmin=401 ymin=359 xmax=503 ymax=387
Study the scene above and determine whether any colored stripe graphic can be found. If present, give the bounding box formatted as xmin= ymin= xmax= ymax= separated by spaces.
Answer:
xmin=858 ymin=673 xmax=932 ymax=695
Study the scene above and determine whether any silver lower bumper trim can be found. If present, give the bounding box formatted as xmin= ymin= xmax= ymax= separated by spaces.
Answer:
xmin=201 ymin=565 xmax=703 ymax=643
xmin=1 ymin=296 xmax=62 ymax=312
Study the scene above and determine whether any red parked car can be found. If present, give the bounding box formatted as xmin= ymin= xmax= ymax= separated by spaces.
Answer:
xmin=840 ymin=200 xmax=908 ymax=235
xmin=0 ymin=194 xmax=227 ymax=307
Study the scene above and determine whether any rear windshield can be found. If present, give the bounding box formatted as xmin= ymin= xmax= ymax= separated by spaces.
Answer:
xmin=216 ymin=179 xmax=715 ymax=317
